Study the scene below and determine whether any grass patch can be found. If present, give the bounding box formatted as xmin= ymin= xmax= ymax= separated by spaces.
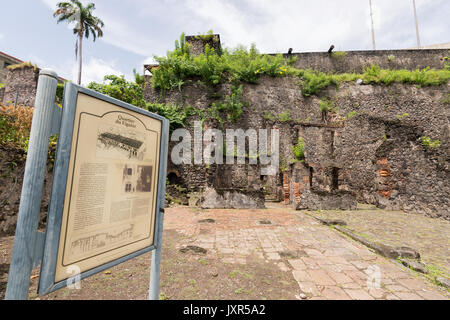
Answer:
xmin=278 ymin=110 xmax=291 ymax=122
xmin=421 ymin=136 xmax=441 ymax=148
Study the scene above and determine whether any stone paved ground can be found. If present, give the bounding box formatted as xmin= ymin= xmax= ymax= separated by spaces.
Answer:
xmin=311 ymin=204 xmax=450 ymax=279
xmin=166 ymin=204 xmax=449 ymax=300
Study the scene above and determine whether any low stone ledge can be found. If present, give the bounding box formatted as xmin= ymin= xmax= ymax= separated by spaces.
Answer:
xmin=400 ymin=259 xmax=428 ymax=274
xmin=296 ymin=189 xmax=357 ymax=211
xmin=333 ymin=225 xmax=400 ymax=259
xmin=201 ymin=187 xmax=265 ymax=209
xmin=435 ymin=277 xmax=450 ymax=289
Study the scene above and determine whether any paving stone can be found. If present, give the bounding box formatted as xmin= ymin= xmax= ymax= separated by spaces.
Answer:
xmin=297 ymin=282 xmax=320 ymax=296
xmin=393 ymin=291 xmax=424 ymax=300
xmin=344 ymin=289 xmax=375 ymax=300
xmin=307 ymin=269 xmax=336 ymax=286
xmin=385 ymin=284 xmax=410 ymax=292
xmin=396 ymin=278 xmax=430 ymax=291
xmin=326 ymin=270 xmax=354 ymax=284
xmin=321 ymin=286 xmax=351 ymax=300
xmin=165 ymin=207 xmax=449 ymax=301
xmin=277 ymin=262 xmax=290 ymax=272
xmin=415 ymin=290 xmax=448 ymax=300
xmin=266 ymin=252 xmax=281 ymax=260
xmin=292 ymin=270 xmax=311 ymax=283
xmin=301 ymin=257 xmax=320 ymax=270
xmin=288 ymin=259 xmax=307 ymax=270
xmin=368 ymin=288 xmax=387 ymax=299
xmin=341 ymin=282 xmax=362 ymax=289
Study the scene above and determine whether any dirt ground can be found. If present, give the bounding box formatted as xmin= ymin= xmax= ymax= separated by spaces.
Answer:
xmin=0 ymin=205 xmax=448 ymax=300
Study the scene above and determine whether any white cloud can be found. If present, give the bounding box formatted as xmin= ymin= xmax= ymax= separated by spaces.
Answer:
xmin=71 ymin=57 xmax=127 ymax=85
xmin=39 ymin=0 xmax=449 ymax=61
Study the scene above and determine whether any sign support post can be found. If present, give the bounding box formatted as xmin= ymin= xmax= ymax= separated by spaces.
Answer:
xmin=5 ymin=69 xmax=58 ymax=300
xmin=148 ymin=114 xmax=169 ymax=300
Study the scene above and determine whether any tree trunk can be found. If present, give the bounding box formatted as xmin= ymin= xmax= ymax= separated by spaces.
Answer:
xmin=78 ymin=33 xmax=83 ymax=85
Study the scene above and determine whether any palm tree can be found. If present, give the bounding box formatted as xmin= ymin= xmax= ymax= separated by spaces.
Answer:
xmin=54 ymin=1 xmax=104 ymax=85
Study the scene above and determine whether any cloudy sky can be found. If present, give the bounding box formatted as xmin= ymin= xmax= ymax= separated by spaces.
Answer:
xmin=0 ymin=0 xmax=448 ymax=84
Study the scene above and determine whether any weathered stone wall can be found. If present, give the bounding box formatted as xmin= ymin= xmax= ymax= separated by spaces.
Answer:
xmin=2 ymin=66 xmax=39 ymax=106
xmin=283 ymin=49 xmax=449 ymax=73
xmin=0 ymin=87 xmax=4 ymax=103
xmin=145 ymin=69 xmax=449 ymax=218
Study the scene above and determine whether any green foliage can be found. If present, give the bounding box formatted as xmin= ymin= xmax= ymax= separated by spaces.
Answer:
xmin=331 ymin=51 xmax=347 ymax=60
xmin=88 ymin=75 xmax=146 ymax=107
xmin=0 ymin=104 xmax=33 ymax=152
xmin=210 ymin=84 xmax=244 ymax=123
xmin=87 ymin=73 xmax=193 ymax=131
xmin=195 ymin=29 xmax=216 ymax=42
xmin=0 ymin=113 xmax=27 ymax=150
xmin=144 ymin=103 xmax=193 ymax=131
xmin=291 ymin=137 xmax=305 ymax=160
xmin=0 ymin=83 xmax=5 ymax=89
xmin=444 ymin=54 xmax=450 ymax=70
xmin=319 ymin=97 xmax=336 ymax=113
xmin=421 ymin=136 xmax=441 ymax=148
xmin=361 ymin=65 xmax=449 ymax=86
xmin=396 ymin=113 xmax=410 ymax=120
xmin=7 ymin=62 xmax=38 ymax=71
xmin=345 ymin=110 xmax=357 ymax=120
xmin=278 ymin=110 xmax=291 ymax=122
xmin=263 ymin=111 xmax=275 ymax=121
xmin=56 ymin=82 xmax=65 ymax=104
xmin=133 ymin=68 xmax=144 ymax=85
xmin=151 ymin=34 xmax=450 ymax=97
xmin=297 ymin=65 xmax=449 ymax=96
xmin=441 ymin=93 xmax=450 ymax=104
xmin=296 ymin=69 xmax=347 ymax=97
xmin=387 ymin=55 xmax=395 ymax=62
xmin=152 ymin=37 xmax=290 ymax=90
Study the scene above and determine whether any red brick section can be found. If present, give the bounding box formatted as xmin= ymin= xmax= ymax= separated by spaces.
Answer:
xmin=283 ymin=171 xmax=290 ymax=204
xmin=376 ymin=158 xmax=393 ymax=198
xmin=293 ymin=182 xmax=303 ymax=204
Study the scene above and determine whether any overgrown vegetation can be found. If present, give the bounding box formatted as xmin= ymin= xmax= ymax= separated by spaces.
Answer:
xmin=56 ymin=82 xmax=65 ymax=104
xmin=421 ymin=136 xmax=441 ymax=148
xmin=7 ymin=62 xmax=38 ymax=71
xmin=345 ymin=111 xmax=357 ymax=120
xmin=194 ymin=29 xmax=217 ymax=42
xmin=331 ymin=51 xmax=347 ymax=60
xmin=152 ymin=34 xmax=288 ymax=90
xmin=151 ymin=34 xmax=450 ymax=97
xmin=0 ymin=104 xmax=33 ymax=152
xmin=319 ymin=97 xmax=337 ymax=113
xmin=87 ymin=74 xmax=192 ymax=130
xmin=210 ymin=84 xmax=244 ymax=125
xmin=278 ymin=110 xmax=291 ymax=122
xmin=291 ymin=137 xmax=305 ymax=160
xmin=88 ymin=75 xmax=146 ymax=107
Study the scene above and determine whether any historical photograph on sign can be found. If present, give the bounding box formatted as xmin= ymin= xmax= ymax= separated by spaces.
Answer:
xmin=96 ymin=125 xmax=147 ymax=161
xmin=122 ymin=164 xmax=153 ymax=193
xmin=54 ymin=93 xmax=162 ymax=283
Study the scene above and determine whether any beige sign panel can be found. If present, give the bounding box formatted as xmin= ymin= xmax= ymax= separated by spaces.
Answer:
xmin=55 ymin=93 xmax=161 ymax=282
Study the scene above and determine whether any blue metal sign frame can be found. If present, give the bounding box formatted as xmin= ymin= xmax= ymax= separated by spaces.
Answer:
xmin=38 ymin=82 xmax=169 ymax=295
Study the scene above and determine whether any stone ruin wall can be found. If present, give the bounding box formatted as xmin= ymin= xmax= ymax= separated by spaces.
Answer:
xmin=2 ymin=66 xmax=40 ymax=106
xmin=144 ymin=46 xmax=450 ymax=219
